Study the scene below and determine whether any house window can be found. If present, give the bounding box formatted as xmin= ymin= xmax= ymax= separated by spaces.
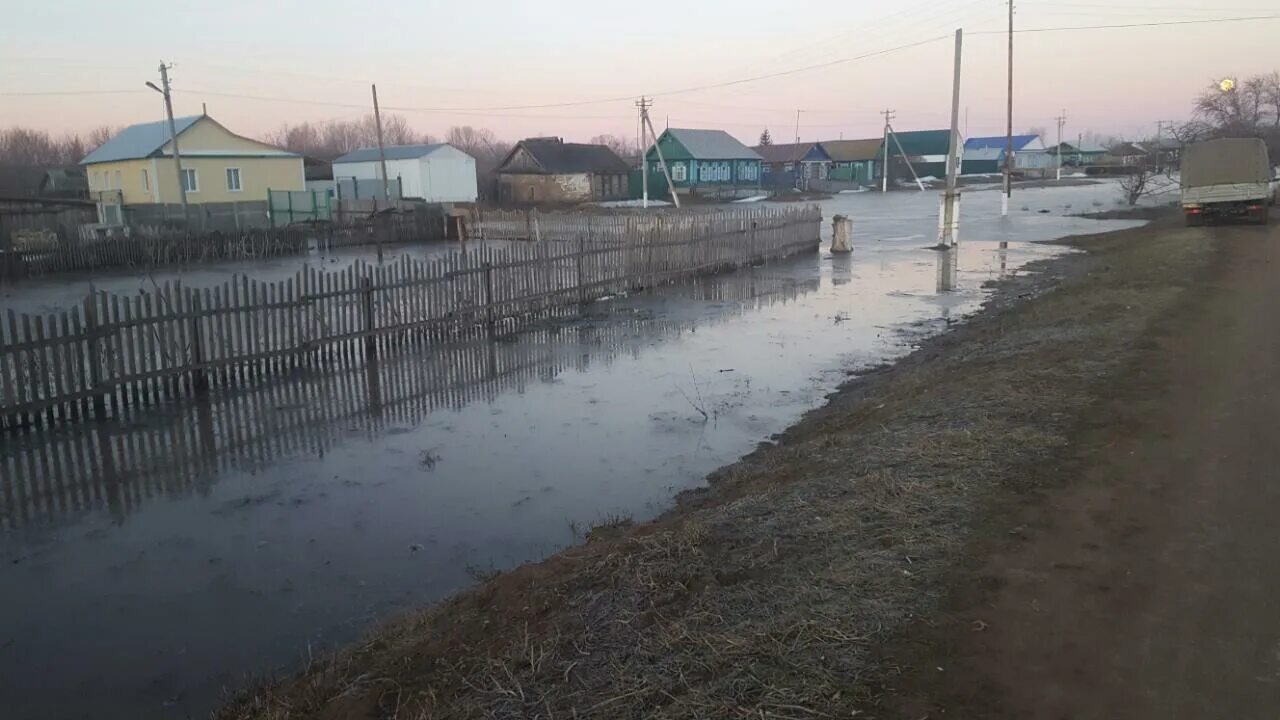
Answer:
xmin=141 ymin=169 xmax=150 ymax=192
xmin=181 ymin=168 xmax=198 ymax=193
xmin=672 ymin=163 xmax=687 ymax=182
xmin=114 ymin=170 xmax=121 ymax=189
xmin=226 ymin=167 xmax=242 ymax=192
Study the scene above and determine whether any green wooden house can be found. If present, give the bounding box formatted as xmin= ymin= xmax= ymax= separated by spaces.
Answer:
xmin=643 ymin=128 xmax=763 ymax=198
xmin=886 ymin=129 xmax=954 ymax=180
xmin=822 ymin=138 xmax=883 ymax=184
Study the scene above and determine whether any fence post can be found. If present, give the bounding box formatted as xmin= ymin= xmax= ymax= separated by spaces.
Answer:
xmin=362 ymin=274 xmax=376 ymax=360
xmin=189 ymin=291 xmax=208 ymax=394
xmin=576 ymin=235 xmax=586 ymax=305
xmin=483 ymin=261 xmax=495 ymax=336
xmin=82 ymin=291 xmax=107 ymax=419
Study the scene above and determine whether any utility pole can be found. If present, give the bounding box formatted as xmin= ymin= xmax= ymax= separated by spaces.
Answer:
xmin=880 ymin=108 xmax=895 ymax=193
xmin=795 ymin=109 xmax=801 ymax=144
xmin=638 ymin=97 xmax=679 ymax=208
xmin=940 ymin=29 xmax=963 ymax=248
xmin=146 ymin=62 xmax=188 ymax=223
xmin=1055 ymin=110 xmax=1067 ymax=181
xmin=371 ymin=84 xmax=391 ymax=204
xmin=1154 ymin=119 xmax=1174 ymax=173
xmin=1002 ymin=0 xmax=1014 ymax=217
xmin=636 ymin=97 xmax=652 ymax=209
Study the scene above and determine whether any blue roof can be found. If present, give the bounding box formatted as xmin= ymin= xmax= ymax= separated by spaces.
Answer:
xmin=81 ymin=115 xmax=203 ymax=164
xmin=334 ymin=144 xmax=451 ymax=164
xmin=965 ymin=135 xmax=1040 ymax=151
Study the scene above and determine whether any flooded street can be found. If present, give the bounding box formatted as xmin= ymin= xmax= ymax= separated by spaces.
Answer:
xmin=0 ymin=182 xmax=1143 ymax=719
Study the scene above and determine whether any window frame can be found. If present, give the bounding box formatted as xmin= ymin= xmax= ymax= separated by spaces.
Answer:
xmin=141 ymin=169 xmax=150 ymax=192
xmin=671 ymin=163 xmax=687 ymax=182
xmin=225 ymin=167 xmax=242 ymax=193
xmin=181 ymin=168 xmax=199 ymax=193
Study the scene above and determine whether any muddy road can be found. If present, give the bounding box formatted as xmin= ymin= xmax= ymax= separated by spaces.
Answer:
xmin=886 ymin=218 xmax=1280 ymax=717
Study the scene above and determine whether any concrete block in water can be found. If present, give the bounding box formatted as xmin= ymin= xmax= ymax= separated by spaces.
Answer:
xmin=831 ymin=215 xmax=853 ymax=254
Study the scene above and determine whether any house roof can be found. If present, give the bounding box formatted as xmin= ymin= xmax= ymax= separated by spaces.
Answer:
xmin=821 ymin=138 xmax=883 ymax=162
xmin=888 ymin=130 xmax=953 ymax=157
xmin=1107 ymin=142 xmax=1147 ymax=157
xmin=964 ymin=135 xmax=1041 ymax=151
xmin=752 ymin=142 xmax=829 ymax=164
xmin=963 ymin=147 xmax=1004 ymax=162
xmin=663 ymin=129 xmax=762 ymax=160
xmin=502 ymin=138 xmax=630 ymax=174
xmin=333 ymin=143 xmax=455 ymax=164
xmin=1047 ymin=141 xmax=1107 ymax=154
xmin=81 ymin=115 xmax=203 ymax=164
xmin=0 ymin=165 xmax=49 ymax=198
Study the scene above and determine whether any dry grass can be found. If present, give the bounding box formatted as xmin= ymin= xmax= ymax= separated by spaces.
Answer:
xmin=217 ymin=213 xmax=1214 ymax=719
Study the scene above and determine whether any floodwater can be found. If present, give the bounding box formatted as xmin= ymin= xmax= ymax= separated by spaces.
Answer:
xmin=0 ymin=182 xmax=1143 ymax=719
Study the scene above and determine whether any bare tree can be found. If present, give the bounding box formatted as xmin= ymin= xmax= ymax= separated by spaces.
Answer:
xmin=588 ymin=133 xmax=640 ymax=158
xmin=1119 ymin=167 xmax=1157 ymax=206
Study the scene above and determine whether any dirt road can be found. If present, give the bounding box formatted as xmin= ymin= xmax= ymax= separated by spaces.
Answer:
xmin=888 ymin=219 xmax=1280 ymax=718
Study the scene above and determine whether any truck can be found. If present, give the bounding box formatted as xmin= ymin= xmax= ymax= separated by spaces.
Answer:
xmin=1181 ymin=137 xmax=1272 ymax=226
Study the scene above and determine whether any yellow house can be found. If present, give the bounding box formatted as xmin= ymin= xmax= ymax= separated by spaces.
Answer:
xmin=80 ymin=114 xmax=304 ymax=205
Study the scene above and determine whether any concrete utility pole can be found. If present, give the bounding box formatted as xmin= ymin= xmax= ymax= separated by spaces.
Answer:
xmin=636 ymin=97 xmax=652 ymax=208
xmin=880 ymin=109 xmax=895 ymax=193
xmin=146 ymin=62 xmax=188 ymax=222
xmin=1154 ymin=119 xmax=1174 ymax=172
xmin=638 ymin=97 xmax=680 ymax=208
xmin=940 ymin=29 xmax=963 ymax=248
xmin=795 ymin=109 xmax=801 ymax=144
xmin=371 ymin=84 xmax=391 ymax=204
xmin=1055 ymin=110 xmax=1067 ymax=181
xmin=1002 ymin=0 xmax=1014 ymax=217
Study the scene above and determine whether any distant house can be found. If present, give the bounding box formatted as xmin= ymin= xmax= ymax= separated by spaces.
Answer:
xmin=645 ymin=128 xmax=762 ymax=198
xmin=752 ymin=142 xmax=832 ymax=189
xmin=822 ymin=138 xmax=883 ymax=185
xmin=1046 ymin=141 xmax=1107 ymax=167
xmin=884 ymin=130 xmax=954 ymax=181
xmin=962 ymin=135 xmax=1050 ymax=175
xmin=81 ymin=114 xmax=304 ymax=205
xmin=0 ymin=166 xmax=54 ymax=200
xmin=39 ymin=167 xmax=88 ymax=200
xmin=495 ymin=137 xmax=630 ymax=204
xmin=303 ymin=157 xmax=334 ymax=195
xmin=1105 ymin=142 xmax=1150 ymax=167
xmin=333 ymin=144 xmax=477 ymax=203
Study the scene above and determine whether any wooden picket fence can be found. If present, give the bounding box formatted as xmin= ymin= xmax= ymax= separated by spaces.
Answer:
xmin=0 ymin=265 xmax=822 ymax=529
xmin=0 ymin=205 xmax=820 ymax=432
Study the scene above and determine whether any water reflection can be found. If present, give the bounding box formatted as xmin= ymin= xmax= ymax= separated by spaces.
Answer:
xmin=0 ymin=270 xmax=819 ymax=532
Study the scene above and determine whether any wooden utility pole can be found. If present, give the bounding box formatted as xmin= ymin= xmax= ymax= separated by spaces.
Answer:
xmin=794 ymin=109 xmax=801 ymax=144
xmin=371 ymin=83 xmax=391 ymax=204
xmin=157 ymin=63 xmax=189 ymax=222
xmin=636 ymin=97 xmax=652 ymax=208
xmin=1055 ymin=110 xmax=1067 ymax=180
xmin=940 ymin=29 xmax=963 ymax=247
xmin=880 ymin=109 xmax=894 ymax=193
xmin=1002 ymin=0 xmax=1014 ymax=217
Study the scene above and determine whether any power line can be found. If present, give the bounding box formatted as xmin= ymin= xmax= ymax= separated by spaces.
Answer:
xmin=972 ymin=13 xmax=1280 ymax=33
xmin=174 ymin=89 xmax=630 ymax=119
xmin=0 ymin=89 xmax=147 ymax=96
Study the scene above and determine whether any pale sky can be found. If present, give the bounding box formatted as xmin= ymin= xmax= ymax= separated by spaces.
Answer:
xmin=3 ymin=0 xmax=1277 ymax=145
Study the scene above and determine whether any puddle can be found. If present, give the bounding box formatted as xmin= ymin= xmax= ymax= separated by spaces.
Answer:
xmin=0 ymin=183 xmax=1143 ymax=719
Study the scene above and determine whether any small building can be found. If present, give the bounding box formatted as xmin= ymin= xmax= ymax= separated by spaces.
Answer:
xmin=495 ymin=137 xmax=630 ymax=204
xmin=1104 ymin=142 xmax=1150 ymax=167
xmin=645 ymin=128 xmax=762 ymax=198
xmin=752 ymin=142 xmax=832 ymax=190
xmin=333 ymin=143 xmax=477 ymax=203
xmin=822 ymin=138 xmax=884 ymax=185
xmin=81 ymin=114 xmax=304 ymax=205
xmin=884 ymin=129 xmax=954 ymax=181
xmin=961 ymin=135 xmax=1050 ymax=175
xmin=1046 ymin=142 xmax=1107 ymax=167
